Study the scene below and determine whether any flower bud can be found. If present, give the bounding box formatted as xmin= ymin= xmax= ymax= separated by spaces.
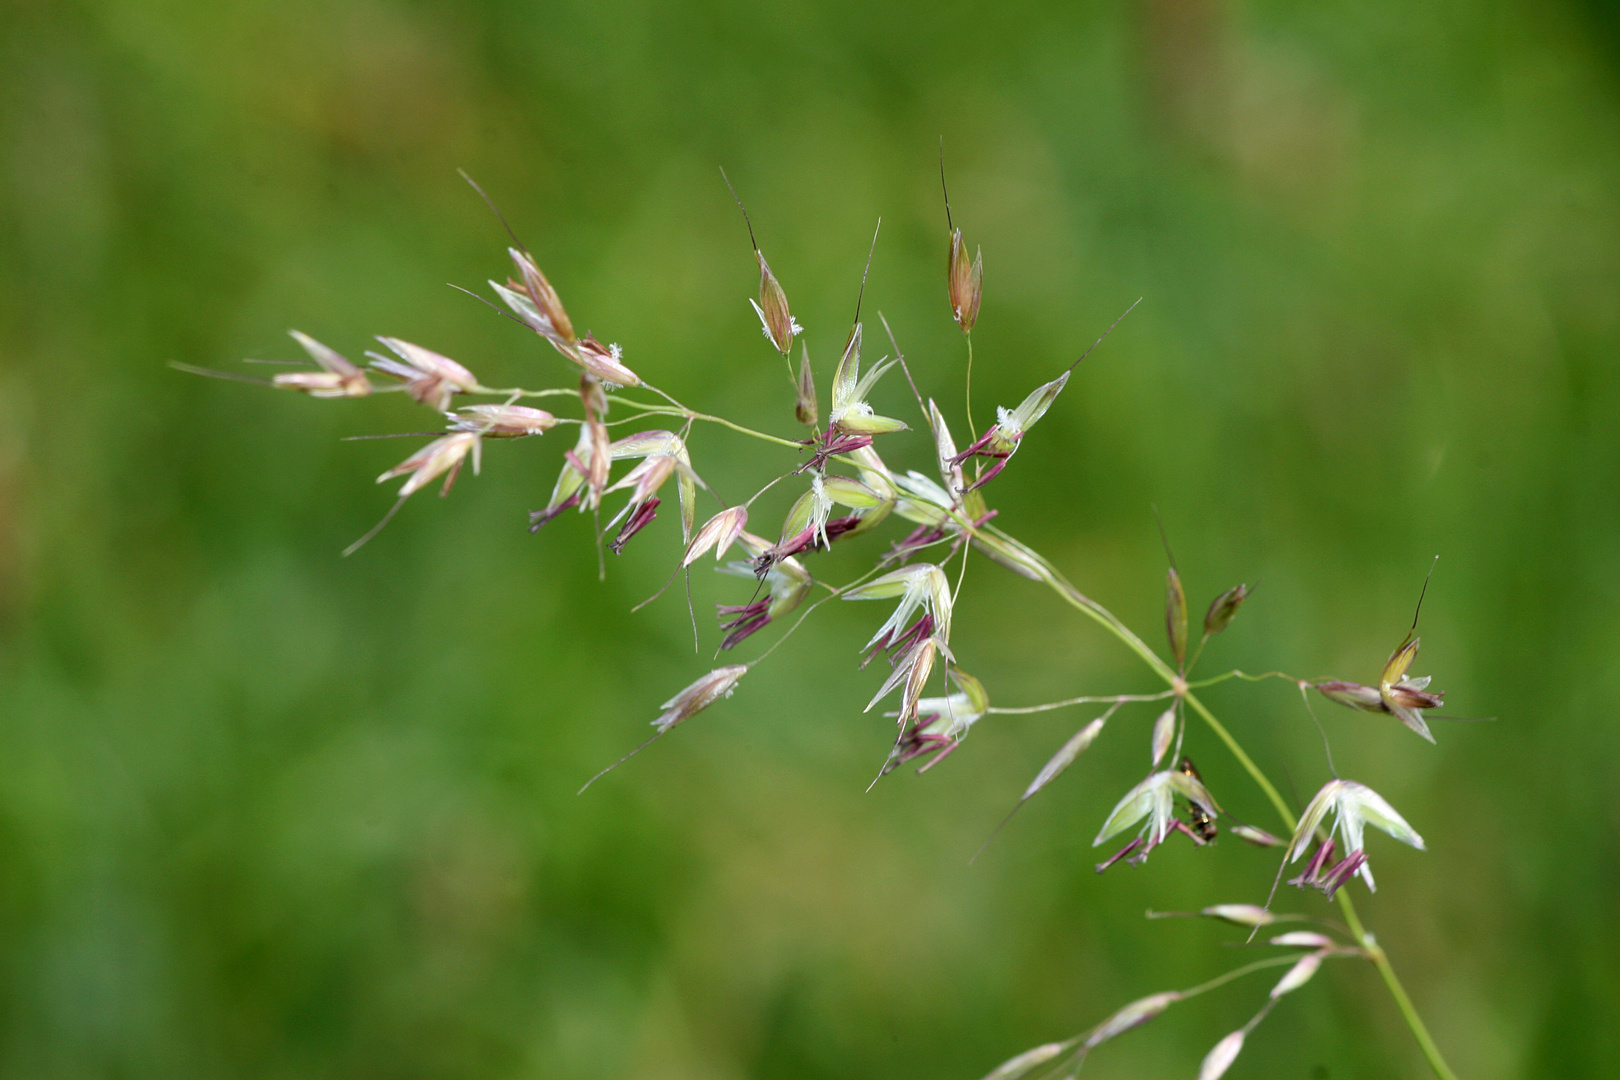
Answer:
xmin=1083 ymin=991 xmax=1180 ymax=1049
xmin=1270 ymin=931 xmax=1336 ymax=949
xmin=820 ymin=475 xmax=884 ymax=509
xmin=1200 ymin=904 xmax=1276 ymax=927
xmin=979 ymin=1043 xmax=1066 ymax=1080
xmin=1150 ymin=706 xmax=1176 ymax=768
xmin=575 ymin=335 xmax=641 ymax=388
xmin=509 ymin=247 xmax=575 ymax=344
xmin=1382 ymin=634 xmax=1421 ymax=686
xmin=1203 ymin=583 xmax=1250 ymax=635
xmin=947 ymin=228 xmax=982 ymax=333
xmin=1165 ymin=566 xmax=1189 ymax=670
xmin=1315 ymin=680 xmax=1383 ymax=711
xmin=684 ymin=506 xmax=749 ymax=567
xmin=273 ymin=331 xmax=371 ymax=398
xmin=794 ymin=343 xmax=818 ymax=427
xmin=1229 ymin=824 xmax=1282 ymax=847
xmin=750 ymin=251 xmax=800 ymax=355
xmin=367 ymin=337 xmax=479 ymax=411
xmin=377 ymin=432 xmax=481 ymax=497
xmin=1197 ymin=1031 xmax=1246 ymax=1080
xmin=653 ymin=665 xmax=747 ymax=732
xmin=1270 ymin=952 xmax=1324 ymax=998
xmin=1023 ymin=716 xmax=1106 ymax=801
xmin=449 ymin=404 xmax=556 ymax=437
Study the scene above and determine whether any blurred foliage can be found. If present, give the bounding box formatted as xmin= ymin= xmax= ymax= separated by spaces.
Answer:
xmin=1 ymin=0 xmax=1618 ymax=1077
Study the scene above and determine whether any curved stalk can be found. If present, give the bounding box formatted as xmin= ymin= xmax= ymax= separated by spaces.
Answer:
xmin=995 ymin=529 xmax=1460 ymax=1080
xmin=452 ymin=372 xmax=1460 ymax=1079
xmin=1336 ymin=893 xmax=1460 ymax=1080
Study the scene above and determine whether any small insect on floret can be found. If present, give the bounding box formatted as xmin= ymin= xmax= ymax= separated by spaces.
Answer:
xmin=1093 ymin=767 xmax=1221 ymax=872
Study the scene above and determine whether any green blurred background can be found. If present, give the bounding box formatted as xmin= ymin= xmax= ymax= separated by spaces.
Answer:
xmin=2 ymin=0 xmax=1617 ymax=1076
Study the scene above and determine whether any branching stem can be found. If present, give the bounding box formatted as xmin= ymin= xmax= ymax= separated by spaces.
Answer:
xmin=986 ymin=691 xmax=1174 ymax=714
xmin=990 ymin=525 xmax=1459 ymax=1080
xmin=371 ymin=358 xmax=1459 ymax=1080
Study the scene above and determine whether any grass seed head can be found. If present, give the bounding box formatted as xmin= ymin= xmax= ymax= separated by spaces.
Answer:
xmin=1314 ymin=680 xmax=1383 ymax=711
xmin=968 ymin=530 xmax=1045 ymax=581
xmin=508 ymin=246 xmax=576 ymax=344
xmin=1270 ymin=952 xmax=1324 ymax=998
xmin=449 ymin=404 xmax=556 ymax=437
xmin=684 ymin=506 xmax=749 ymax=567
xmin=1378 ymin=635 xmax=1443 ymax=743
xmin=795 ymin=342 xmax=819 ymax=427
xmin=575 ymin=335 xmax=641 ymax=388
xmin=367 ymin=337 xmax=479 ymax=411
xmin=1203 ymin=583 xmax=1250 ymax=635
xmin=1230 ymin=824 xmax=1282 ymax=847
xmin=716 ymin=533 xmax=813 ymax=649
xmin=1024 ymin=716 xmax=1107 ymax=801
xmin=750 ymin=251 xmax=801 ymax=355
xmin=828 ymin=323 xmax=908 ymax=436
xmin=1150 ymin=705 xmax=1177 ymax=767
xmin=1094 ymin=767 xmax=1221 ymax=868
xmin=654 ymin=665 xmax=748 ymax=732
xmin=1197 ymin=1031 xmax=1247 ymax=1080
xmin=1083 ymin=991 xmax=1181 ymax=1049
xmin=1165 ymin=567 xmax=1189 ymax=670
xmin=978 ymin=1042 xmax=1066 ymax=1080
xmin=907 ymin=677 xmax=988 ymax=743
xmin=273 ymin=331 xmax=371 ymax=397
xmin=1200 ymin=904 xmax=1276 ymax=927
xmin=377 ymin=431 xmax=481 ymax=497
xmin=947 ymin=227 xmax=983 ymax=333
xmin=1315 ymin=632 xmax=1444 ymax=743
xmin=1286 ymin=779 xmax=1425 ymax=895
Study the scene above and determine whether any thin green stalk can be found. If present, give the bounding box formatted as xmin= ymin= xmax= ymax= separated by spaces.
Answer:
xmin=1181 ymin=692 xmax=1292 ymax=828
xmin=609 ymin=403 xmax=809 ymax=451
xmin=466 ymin=372 xmax=1460 ymax=1080
xmin=964 ymin=331 xmax=977 ymax=441
xmin=999 ymin=529 xmax=1459 ymax=1080
xmin=1337 ymin=892 xmax=1460 ymax=1080
xmin=1177 ymin=954 xmax=1306 ymax=1000
xmin=987 ymin=690 xmax=1175 ymax=714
